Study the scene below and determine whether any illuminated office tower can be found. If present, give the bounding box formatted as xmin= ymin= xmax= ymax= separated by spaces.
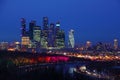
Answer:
xmin=60 ymin=30 xmax=65 ymax=48
xmin=41 ymin=35 xmax=48 ymax=48
xmin=55 ymin=30 xmax=65 ymax=48
xmin=68 ymin=29 xmax=75 ymax=48
xmin=29 ymin=20 xmax=36 ymax=40
xmin=33 ymin=26 xmax=41 ymax=42
xmin=56 ymin=30 xmax=65 ymax=48
xmin=21 ymin=18 xmax=30 ymax=51
xmin=43 ymin=17 xmax=49 ymax=38
xmin=48 ymin=23 xmax=55 ymax=47
xmin=15 ymin=42 xmax=21 ymax=51
xmin=21 ymin=37 xmax=30 ymax=51
xmin=55 ymin=21 xmax=60 ymax=47
xmin=86 ymin=41 xmax=92 ymax=50
xmin=55 ymin=22 xmax=65 ymax=48
xmin=56 ymin=21 xmax=60 ymax=30
xmin=41 ymin=17 xmax=49 ymax=48
xmin=43 ymin=17 xmax=49 ymax=30
xmin=114 ymin=39 xmax=118 ymax=50
xmin=21 ymin=37 xmax=30 ymax=46
xmin=21 ymin=18 xmax=26 ymax=36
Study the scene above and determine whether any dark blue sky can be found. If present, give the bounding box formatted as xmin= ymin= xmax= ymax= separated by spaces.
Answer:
xmin=0 ymin=0 xmax=120 ymax=44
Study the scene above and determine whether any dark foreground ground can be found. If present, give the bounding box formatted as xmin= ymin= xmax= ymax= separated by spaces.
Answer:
xmin=1 ymin=50 xmax=120 ymax=80
xmin=0 ymin=63 xmax=74 ymax=80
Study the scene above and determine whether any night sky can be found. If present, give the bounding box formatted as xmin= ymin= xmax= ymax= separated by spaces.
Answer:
xmin=0 ymin=0 xmax=120 ymax=44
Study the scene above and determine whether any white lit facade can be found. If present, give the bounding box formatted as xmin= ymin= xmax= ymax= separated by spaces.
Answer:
xmin=68 ymin=29 xmax=75 ymax=48
xmin=114 ymin=39 xmax=118 ymax=50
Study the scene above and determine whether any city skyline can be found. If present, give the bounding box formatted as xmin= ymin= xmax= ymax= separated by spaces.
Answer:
xmin=21 ymin=17 xmax=65 ymax=49
xmin=0 ymin=0 xmax=120 ymax=44
xmin=1 ymin=1 xmax=120 ymax=80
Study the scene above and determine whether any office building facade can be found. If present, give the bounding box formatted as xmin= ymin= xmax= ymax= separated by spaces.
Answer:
xmin=68 ymin=29 xmax=75 ymax=48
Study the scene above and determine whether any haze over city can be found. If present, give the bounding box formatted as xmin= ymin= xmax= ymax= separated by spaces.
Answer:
xmin=0 ymin=0 xmax=120 ymax=44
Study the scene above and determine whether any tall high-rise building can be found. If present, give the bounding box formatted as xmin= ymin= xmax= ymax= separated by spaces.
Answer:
xmin=114 ymin=39 xmax=118 ymax=50
xmin=54 ymin=22 xmax=65 ymax=49
xmin=48 ymin=23 xmax=55 ymax=47
xmin=21 ymin=36 xmax=30 ymax=51
xmin=21 ymin=18 xmax=30 ymax=50
xmin=29 ymin=20 xmax=36 ymax=40
xmin=41 ymin=17 xmax=49 ymax=48
xmin=56 ymin=21 xmax=60 ymax=30
xmin=55 ymin=21 xmax=60 ymax=47
xmin=15 ymin=42 xmax=21 ymax=51
xmin=21 ymin=18 xmax=26 ymax=36
xmin=68 ymin=29 xmax=75 ymax=48
xmin=43 ymin=17 xmax=49 ymax=30
xmin=86 ymin=41 xmax=92 ymax=50
xmin=21 ymin=37 xmax=30 ymax=46
xmin=41 ymin=35 xmax=48 ymax=48
xmin=33 ymin=26 xmax=41 ymax=42
xmin=55 ymin=30 xmax=65 ymax=49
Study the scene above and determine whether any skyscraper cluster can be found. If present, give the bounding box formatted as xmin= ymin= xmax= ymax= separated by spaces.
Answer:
xmin=21 ymin=17 xmax=65 ymax=50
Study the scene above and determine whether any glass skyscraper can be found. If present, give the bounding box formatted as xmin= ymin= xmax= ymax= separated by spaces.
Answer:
xmin=68 ymin=29 xmax=75 ymax=48
xmin=48 ymin=23 xmax=55 ymax=47
xmin=29 ymin=20 xmax=36 ymax=40
xmin=55 ymin=22 xmax=65 ymax=49
xmin=33 ymin=26 xmax=41 ymax=42
xmin=21 ymin=18 xmax=26 ymax=37
xmin=41 ymin=17 xmax=49 ymax=48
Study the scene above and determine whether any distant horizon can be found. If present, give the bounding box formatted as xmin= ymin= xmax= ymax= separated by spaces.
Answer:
xmin=0 ymin=16 xmax=119 ymax=45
